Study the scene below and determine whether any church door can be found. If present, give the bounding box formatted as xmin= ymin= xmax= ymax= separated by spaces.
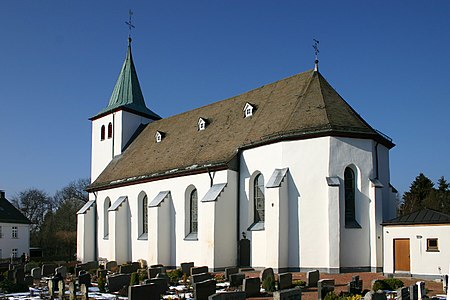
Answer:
xmin=239 ymin=238 xmax=250 ymax=267
xmin=394 ymin=239 xmax=410 ymax=272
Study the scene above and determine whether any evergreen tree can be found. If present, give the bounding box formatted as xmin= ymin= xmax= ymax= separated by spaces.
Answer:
xmin=398 ymin=173 xmax=434 ymax=216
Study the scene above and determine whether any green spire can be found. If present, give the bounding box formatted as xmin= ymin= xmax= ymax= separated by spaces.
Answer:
xmin=92 ymin=38 xmax=160 ymax=120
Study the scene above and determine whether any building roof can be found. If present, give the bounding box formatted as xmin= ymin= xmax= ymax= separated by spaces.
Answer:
xmin=0 ymin=192 xmax=31 ymax=224
xmin=90 ymin=38 xmax=161 ymax=121
xmin=89 ymin=69 xmax=394 ymax=192
xmin=382 ymin=209 xmax=450 ymax=226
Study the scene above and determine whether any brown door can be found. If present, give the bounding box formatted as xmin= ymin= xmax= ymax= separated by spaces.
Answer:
xmin=394 ymin=239 xmax=410 ymax=272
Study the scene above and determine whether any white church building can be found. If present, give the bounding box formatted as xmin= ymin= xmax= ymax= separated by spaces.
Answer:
xmin=77 ymin=38 xmax=398 ymax=273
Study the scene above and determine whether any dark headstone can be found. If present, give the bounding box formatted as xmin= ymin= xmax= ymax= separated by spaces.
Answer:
xmin=191 ymin=266 xmax=209 ymax=275
xmin=416 ymin=281 xmax=425 ymax=300
xmin=409 ymin=284 xmax=418 ymax=300
xmin=7 ymin=270 xmax=14 ymax=281
xmin=132 ymin=262 xmax=141 ymax=270
xmin=97 ymin=269 xmax=107 ymax=279
xmin=348 ymin=275 xmax=363 ymax=294
xmin=24 ymin=263 xmax=35 ymax=273
xmin=31 ymin=267 xmax=41 ymax=279
xmin=279 ymin=273 xmax=293 ymax=290
xmin=318 ymin=279 xmax=335 ymax=300
xmin=78 ymin=272 xmax=91 ymax=287
xmin=306 ymin=270 xmax=320 ymax=287
xmin=85 ymin=261 xmax=99 ymax=270
xmin=243 ymin=277 xmax=260 ymax=297
xmin=239 ymin=238 xmax=250 ymax=266
xmin=225 ymin=267 xmax=239 ymax=281
xmin=128 ymin=283 xmax=161 ymax=300
xmin=274 ymin=286 xmax=302 ymax=300
xmin=42 ymin=263 xmax=57 ymax=276
xmin=105 ymin=261 xmax=117 ymax=271
xmin=119 ymin=264 xmax=137 ymax=274
xmin=13 ymin=267 xmax=25 ymax=284
xmin=229 ymin=273 xmax=245 ymax=288
xmin=147 ymin=278 xmax=169 ymax=296
xmin=150 ymin=264 xmax=164 ymax=268
xmin=397 ymin=287 xmax=410 ymax=300
xmin=364 ymin=291 xmax=387 ymax=300
xmin=209 ymin=291 xmax=246 ymax=300
xmin=194 ymin=279 xmax=217 ymax=300
xmin=148 ymin=267 xmax=163 ymax=279
xmin=156 ymin=272 xmax=170 ymax=286
xmin=181 ymin=262 xmax=195 ymax=276
xmin=107 ymin=273 xmax=131 ymax=292
xmin=192 ymin=272 xmax=213 ymax=284
xmin=55 ymin=266 xmax=67 ymax=278
xmin=260 ymin=267 xmax=275 ymax=283
xmin=24 ymin=275 xmax=34 ymax=286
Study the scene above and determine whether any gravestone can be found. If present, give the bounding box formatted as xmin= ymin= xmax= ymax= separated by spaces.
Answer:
xmin=119 ymin=264 xmax=136 ymax=274
xmin=409 ymin=284 xmax=418 ymax=300
xmin=13 ymin=268 xmax=25 ymax=284
xmin=348 ymin=275 xmax=363 ymax=294
xmin=397 ymin=287 xmax=410 ymax=300
xmin=194 ymin=279 xmax=217 ymax=300
xmin=31 ymin=267 xmax=41 ymax=279
xmin=128 ymin=283 xmax=161 ymax=300
xmin=260 ymin=267 xmax=275 ymax=283
xmin=416 ymin=281 xmax=425 ymax=300
xmin=225 ymin=267 xmax=239 ymax=281
xmin=273 ymin=286 xmax=302 ymax=300
xmin=106 ymin=261 xmax=118 ymax=271
xmin=229 ymin=273 xmax=245 ymax=288
xmin=24 ymin=275 xmax=33 ymax=286
xmin=307 ymin=270 xmax=320 ymax=287
xmin=191 ymin=266 xmax=209 ymax=275
xmin=85 ymin=261 xmax=99 ymax=270
xmin=148 ymin=267 xmax=163 ymax=278
xmin=107 ymin=273 xmax=131 ymax=292
xmin=146 ymin=278 xmax=169 ymax=296
xmin=6 ymin=270 xmax=14 ymax=281
xmin=24 ymin=263 xmax=35 ymax=273
xmin=132 ymin=262 xmax=141 ymax=271
xmin=150 ymin=264 xmax=164 ymax=268
xmin=78 ymin=272 xmax=91 ymax=287
xmin=156 ymin=272 xmax=170 ymax=286
xmin=55 ymin=266 xmax=67 ymax=278
xmin=243 ymin=277 xmax=260 ymax=297
xmin=239 ymin=238 xmax=250 ymax=267
xmin=181 ymin=262 xmax=194 ymax=276
xmin=42 ymin=263 xmax=57 ymax=277
xmin=279 ymin=273 xmax=293 ymax=290
xmin=192 ymin=272 xmax=213 ymax=284
xmin=318 ymin=279 xmax=335 ymax=300
xmin=209 ymin=291 xmax=246 ymax=300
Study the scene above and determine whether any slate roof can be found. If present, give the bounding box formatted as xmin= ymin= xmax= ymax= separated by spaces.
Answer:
xmin=0 ymin=193 xmax=31 ymax=224
xmin=382 ymin=209 xmax=450 ymax=225
xmin=90 ymin=38 xmax=161 ymax=121
xmin=89 ymin=69 xmax=394 ymax=192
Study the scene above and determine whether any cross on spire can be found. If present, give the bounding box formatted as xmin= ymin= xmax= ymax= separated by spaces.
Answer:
xmin=125 ymin=10 xmax=135 ymax=40
xmin=313 ymin=39 xmax=319 ymax=72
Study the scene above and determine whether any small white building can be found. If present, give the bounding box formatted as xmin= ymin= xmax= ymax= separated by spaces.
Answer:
xmin=0 ymin=191 xmax=31 ymax=260
xmin=383 ymin=209 xmax=450 ymax=278
xmin=77 ymin=38 xmax=398 ymax=272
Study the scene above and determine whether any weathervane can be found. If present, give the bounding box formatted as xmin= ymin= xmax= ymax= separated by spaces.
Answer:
xmin=313 ymin=39 xmax=319 ymax=72
xmin=125 ymin=10 xmax=135 ymax=40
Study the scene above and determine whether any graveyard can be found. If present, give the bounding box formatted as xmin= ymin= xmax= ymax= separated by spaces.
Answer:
xmin=0 ymin=259 xmax=447 ymax=299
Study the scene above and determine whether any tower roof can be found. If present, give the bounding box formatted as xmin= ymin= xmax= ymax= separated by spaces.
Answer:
xmin=91 ymin=38 xmax=161 ymax=120
xmin=88 ymin=69 xmax=395 ymax=191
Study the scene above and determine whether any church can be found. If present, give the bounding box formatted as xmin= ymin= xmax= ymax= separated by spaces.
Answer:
xmin=77 ymin=37 xmax=398 ymax=273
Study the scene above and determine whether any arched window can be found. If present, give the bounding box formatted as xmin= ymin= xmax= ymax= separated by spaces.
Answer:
xmin=190 ymin=189 xmax=198 ymax=234
xmin=143 ymin=195 xmax=148 ymax=234
xmin=104 ymin=197 xmax=111 ymax=238
xmin=137 ymin=192 xmax=148 ymax=239
xmin=254 ymin=174 xmax=265 ymax=223
xmin=100 ymin=125 xmax=105 ymax=141
xmin=107 ymin=122 xmax=113 ymax=139
xmin=344 ymin=167 xmax=360 ymax=228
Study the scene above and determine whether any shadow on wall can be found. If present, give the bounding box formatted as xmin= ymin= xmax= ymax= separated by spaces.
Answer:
xmin=287 ymin=172 xmax=300 ymax=268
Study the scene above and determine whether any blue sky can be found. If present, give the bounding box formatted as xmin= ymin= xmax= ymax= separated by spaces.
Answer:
xmin=1 ymin=1 xmax=449 ymax=199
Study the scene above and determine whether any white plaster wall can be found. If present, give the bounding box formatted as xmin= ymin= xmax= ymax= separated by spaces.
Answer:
xmin=383 ymin=225 xmax=450 ymax=276
xmin=95 ymin=169 xmax=233 ymax=269
xmin=76 ymin=206 xmax=96 ymax=262
xmin=91 ymin=114 xmax=114 ymax=182
xmin=0 ymin=223 xmax=29 ymax=259
xmin=239 ymin=137 xmax=331 ymax=270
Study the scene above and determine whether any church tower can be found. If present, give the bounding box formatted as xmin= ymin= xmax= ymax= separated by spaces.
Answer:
xmin=89 ymin=38 xmax=160 ymax=182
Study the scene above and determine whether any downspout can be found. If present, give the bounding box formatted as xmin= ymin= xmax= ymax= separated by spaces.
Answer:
xmin=93 ymin=191 xmax=98 ymax=261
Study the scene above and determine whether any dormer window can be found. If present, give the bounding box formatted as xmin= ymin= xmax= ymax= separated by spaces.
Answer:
xmin=243 ymin=103 xmax=254 ymax=118
xmin=155 ymin=131 xmax=164 ymax=143
xmin=198 ymin=118 xmax=207 ymax=131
